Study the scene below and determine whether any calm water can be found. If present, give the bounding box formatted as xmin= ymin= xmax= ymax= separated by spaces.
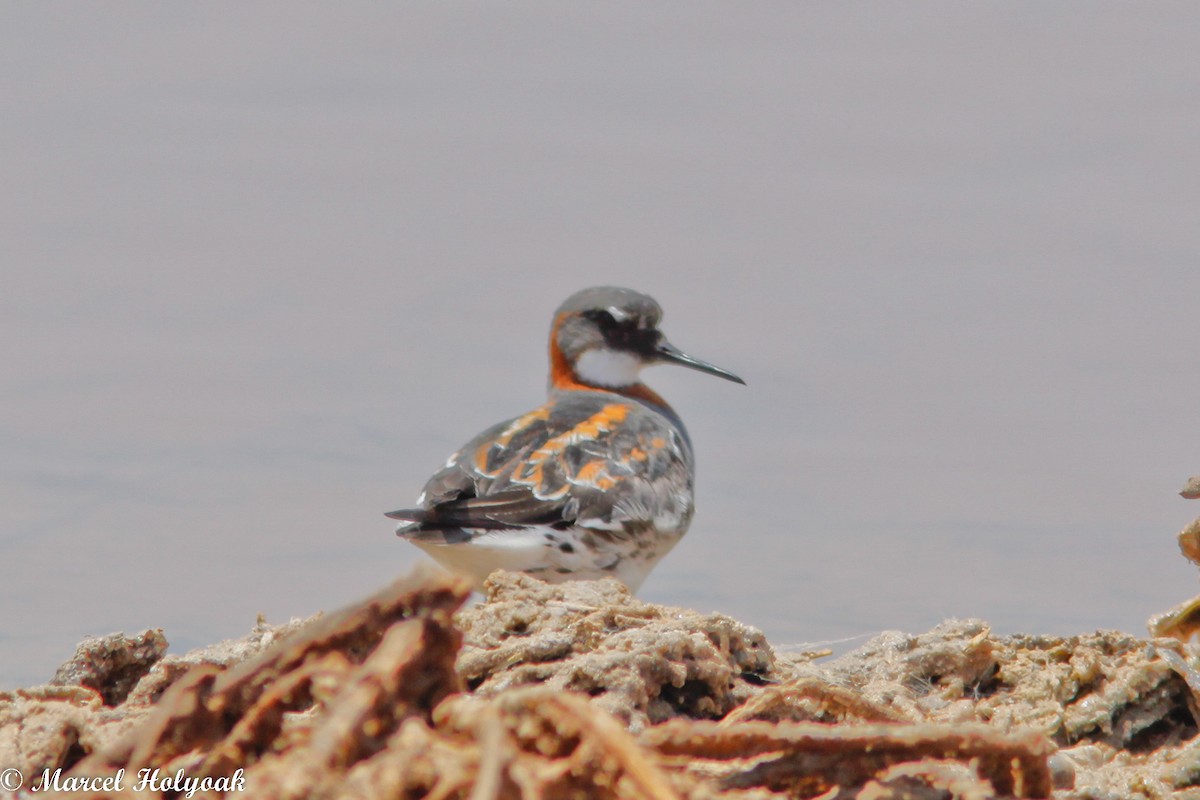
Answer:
xmin=3 ymin=4 xmax=1199 ymax=688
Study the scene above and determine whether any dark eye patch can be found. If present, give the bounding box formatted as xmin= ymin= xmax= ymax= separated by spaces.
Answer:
xmin=584 ymin=310 xmax=660 ymax=352
xmin=584 ymin=309 xmax=618 ymax=328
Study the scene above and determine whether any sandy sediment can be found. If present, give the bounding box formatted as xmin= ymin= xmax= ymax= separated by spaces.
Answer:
xmin=4 ymin=481 xmax=1200 ymax=799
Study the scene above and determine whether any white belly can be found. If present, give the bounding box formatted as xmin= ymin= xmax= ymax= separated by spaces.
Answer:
xmin=413 ymin=524 xmax=685 ymax=593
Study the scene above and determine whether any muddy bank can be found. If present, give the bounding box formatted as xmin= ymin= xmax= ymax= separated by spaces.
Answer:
xmin=4 ymin=557 xmax=1200 ymax=800
xmin=3 ymin=477 xmax=1200 ymax=799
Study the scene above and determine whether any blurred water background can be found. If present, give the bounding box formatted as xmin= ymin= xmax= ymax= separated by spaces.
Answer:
xmin=3 ymin=4 xmax=1199 ymax=687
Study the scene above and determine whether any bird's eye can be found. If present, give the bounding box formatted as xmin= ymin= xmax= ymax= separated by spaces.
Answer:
xmin=585 ymin=309 xmax=618 ymax=328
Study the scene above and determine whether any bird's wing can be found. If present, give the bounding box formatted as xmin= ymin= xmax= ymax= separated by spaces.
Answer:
xmin=386 ymin=394 xmax=691 ymax=540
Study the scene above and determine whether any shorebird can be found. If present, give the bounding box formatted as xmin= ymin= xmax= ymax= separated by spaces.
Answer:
xmin=386 ymin=286 xmax=744 ymax=591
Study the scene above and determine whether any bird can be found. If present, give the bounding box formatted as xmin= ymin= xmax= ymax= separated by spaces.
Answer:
xmin=385 ymin=286 xmax=744 ymax=592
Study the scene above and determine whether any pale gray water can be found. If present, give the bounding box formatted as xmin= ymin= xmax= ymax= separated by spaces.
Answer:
xmin=3 ymin=4 xmax=1199 ymax=688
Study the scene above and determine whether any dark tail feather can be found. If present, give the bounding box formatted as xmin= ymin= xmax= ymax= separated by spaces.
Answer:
xmin=384 ymin=507 xmax=426 ymax=522
xmin=387 ymin=490 xmax=568 ymax=540
xmin=385 ymin=507 xmax=515 ymax=537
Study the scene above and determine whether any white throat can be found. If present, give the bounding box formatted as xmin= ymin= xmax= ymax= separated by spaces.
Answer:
xmin=574 ymin=348 xmax=644 ymax=388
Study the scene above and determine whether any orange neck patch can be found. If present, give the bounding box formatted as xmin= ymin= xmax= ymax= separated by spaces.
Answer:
xmin=549 ymin=313 xmax=588 ymax=391
xmin=621 ymin=382 xmax=672 ymax=411
xmin=548 ymin=313 xmax=675 ymax=413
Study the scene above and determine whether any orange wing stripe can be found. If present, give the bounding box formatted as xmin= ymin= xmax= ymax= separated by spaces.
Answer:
xmin=513 ymin=403 xmax=631 ymax=494
xmin=573 ymin=459 xmax=618 ymax=490
xmin=473 ymin=405 xmax=553 ymax=476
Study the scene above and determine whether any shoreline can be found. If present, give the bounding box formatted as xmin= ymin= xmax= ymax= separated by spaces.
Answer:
xmin=4 ymin=556 xmax=1200 ymax=798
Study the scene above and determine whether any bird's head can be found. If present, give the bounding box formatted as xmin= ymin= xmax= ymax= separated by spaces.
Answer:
xmin=549 ymin=286 xmax=744 ymax=391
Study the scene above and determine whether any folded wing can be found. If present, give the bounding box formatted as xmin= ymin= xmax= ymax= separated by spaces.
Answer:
xmin=386 ymin=393 xmax=692 ymax=542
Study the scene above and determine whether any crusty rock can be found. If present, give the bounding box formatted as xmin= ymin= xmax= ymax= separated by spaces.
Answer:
xmin=456 ymin=571 xmax=775 ymax=731
xmin=50 ymin=629 xmax=168 ymax=706
xmin=642 ymin=718 xmax=1055 ymax=798
xmin=124 ymin=614 xmax=316 ymax=706
xmin=1149 ymin=478 xmax=1200 ymax=641
xmin=10 ymin=567 xmax=1200 ymax=799
xmin=1180 ymin=476 xmax=1200 ymax=500
xmin=0 ymin=685 xmax=104 ymax=780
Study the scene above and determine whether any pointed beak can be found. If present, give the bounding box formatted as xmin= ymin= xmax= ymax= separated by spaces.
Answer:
xmin=654 ymin=340 xmax=745 ymax=385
